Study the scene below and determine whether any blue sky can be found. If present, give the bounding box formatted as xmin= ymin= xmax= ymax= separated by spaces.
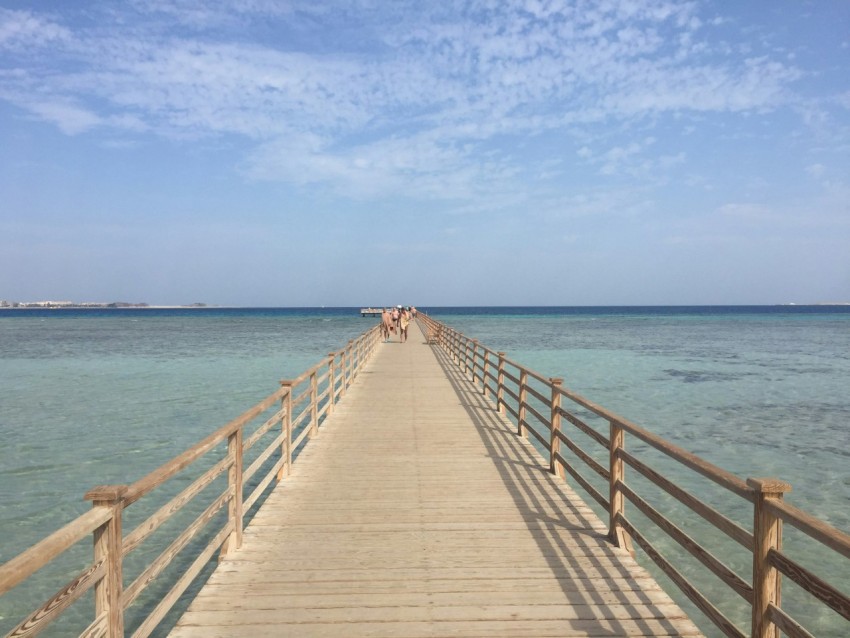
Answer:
xmin=1 ymin=1 xmax=848 ymax=306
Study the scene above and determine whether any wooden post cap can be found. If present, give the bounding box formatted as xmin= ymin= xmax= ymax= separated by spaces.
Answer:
xmin=747 ymin=478 xmax=792 ymax=494
xmin=497 ymin=352 xmax=506 ymax=357
xmin=84 ymin=485 xmax=128 ymax=501
xmin=280 ymin=379 xmax=294 ymax=386
xmin=550 ymin=377 xmax=564 ymax=386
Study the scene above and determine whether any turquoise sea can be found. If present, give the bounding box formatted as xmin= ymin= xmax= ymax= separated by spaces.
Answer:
xmin=1 ymin=306 xmax=848 ymax=636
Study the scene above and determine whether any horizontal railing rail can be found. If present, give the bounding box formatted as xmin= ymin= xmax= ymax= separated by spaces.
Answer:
xmin=417 ymin=313 xmax=850 ymax=638
xmin=0 ymin=323 xmax=381 ymax=638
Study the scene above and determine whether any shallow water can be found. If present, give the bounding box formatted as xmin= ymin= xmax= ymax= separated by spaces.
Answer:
xmin=1 ymin=306 xmax=848 ymax=636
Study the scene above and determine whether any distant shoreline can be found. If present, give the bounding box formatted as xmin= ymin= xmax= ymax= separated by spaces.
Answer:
xmin=2 ymin=302 xmax=849 ymax=310
xmin=0 ymin=304 xmax=210 ymax=310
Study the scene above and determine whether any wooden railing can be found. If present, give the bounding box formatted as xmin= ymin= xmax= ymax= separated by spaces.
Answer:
xmin=418 ymin=314 xmax=850 ymax=638
xmin=0 ymin=323 xmax=382 ymax=638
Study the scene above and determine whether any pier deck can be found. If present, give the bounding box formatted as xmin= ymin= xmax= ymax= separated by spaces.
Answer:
xmin=169 ymin=322 xmax=702 ymax=637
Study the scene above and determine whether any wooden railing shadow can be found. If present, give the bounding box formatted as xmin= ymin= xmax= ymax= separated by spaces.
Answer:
xmin=426 ymin=336 xmax=691 ymax=636
xmin=416 ymin=314 xmax=850 ymax=638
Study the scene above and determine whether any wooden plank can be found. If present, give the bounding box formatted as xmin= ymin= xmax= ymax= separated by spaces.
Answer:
xmin=769 ymin=548 xmax=850 ymax=621
xmin=766 ymin=498 xmax=850 ymax=560
xmin=186 ymin=590 xmax=685 ymax=612
xmin=198 ymin=572 xmax=664 ymax=593
xmin=176 ymin=602 xmax=691 ymax=623
xmin=171 ymin=618 xmax=702 ymax=638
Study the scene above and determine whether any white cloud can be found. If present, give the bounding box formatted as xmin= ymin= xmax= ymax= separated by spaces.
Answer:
xmin=0 ymin=0 xmax=816 ymax=200
xmin=243 ymin=129 xmax=521 ymax=203
xmin=599 ymin=142 xmax=646 ymax=175
xmin=26 ymin=100 xmax=102 ymax=135
xmin=716 ymin=203 xmax=773 ymax=220
xmin=125 ymin=0 xmax=299 ymax=29
xmin=576 ymin=136 xmax=684 ymax=178
xmin=0 ymin=9 xmax=71 ymax=50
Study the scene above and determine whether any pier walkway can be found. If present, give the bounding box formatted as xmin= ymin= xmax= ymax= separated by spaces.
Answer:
xmin=169 ymin=322 xmax=702 ymax=637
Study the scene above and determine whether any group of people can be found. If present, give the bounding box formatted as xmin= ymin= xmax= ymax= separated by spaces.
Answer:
xmin=381 ymin=306 xmax=417 ymax=342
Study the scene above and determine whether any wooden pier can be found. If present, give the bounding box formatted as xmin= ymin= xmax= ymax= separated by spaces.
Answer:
xmin=169 ymin=321 xmax=700 ymax=637
xmin=2 ymin=316 xmax=849 ymax=638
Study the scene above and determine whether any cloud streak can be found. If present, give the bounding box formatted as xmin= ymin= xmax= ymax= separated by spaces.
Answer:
xmin=1 ymin=2 xmax=806 ymax=186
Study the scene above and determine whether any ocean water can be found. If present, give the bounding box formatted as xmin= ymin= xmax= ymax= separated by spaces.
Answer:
xmin=1 ymin=306 xmax=848 ymax=636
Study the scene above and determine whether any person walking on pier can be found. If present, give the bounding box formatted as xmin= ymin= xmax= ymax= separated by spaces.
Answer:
xmin=400 ymin=307 xmax=410 ymax=343
xmin=391 ymin=306 xmax=400 ymax=340
xmin=381 ymin=308 xmax=392 ymax=342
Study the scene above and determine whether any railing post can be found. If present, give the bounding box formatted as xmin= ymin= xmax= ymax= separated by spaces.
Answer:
xmin=471 ymin=340 xmax=479 ymax=385
xmin=497 ymin=352 xmax=506 ymax=414
xmin=85 ymin=484 xmax=128 ymax=638
xmin=351 ymin=338 xmax=359 ymax=380
xmin=549 ymin=378 xmax=564 ymax=479
xmin=345 ymin=340 xmax=353 ymax=390
xmin=461 ymin=339 xmax=467 ymax=375
xmin=482 ymin=350 xmax=490 ymax=398
xmin=221 ymin=426 xmax=243 ymax=557
xmin=518 ymin=369 xmax=528 ymax=438
xmin=278 ymin=380 xmax=293 ymax=480
xmin=327 ymin=353 xmax=336 ymax=415
xmin=310 ymin=369 xmax=318 ymax=438
xmin=748 ymin=478 xmax=792 ymax=638
xmin=608 ymin=420 xmax=634 ymax=556
xmin=340 ymin=342 xmax=349 ymax=397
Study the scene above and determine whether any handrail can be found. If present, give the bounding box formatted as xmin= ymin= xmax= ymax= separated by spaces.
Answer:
xmin=0 ymin=508 xmax=112 ymax=596
xmin=0 ymin=321 xmax=382 ymax=638
xmin=417 ymin=313 xmax=850 ymax=638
